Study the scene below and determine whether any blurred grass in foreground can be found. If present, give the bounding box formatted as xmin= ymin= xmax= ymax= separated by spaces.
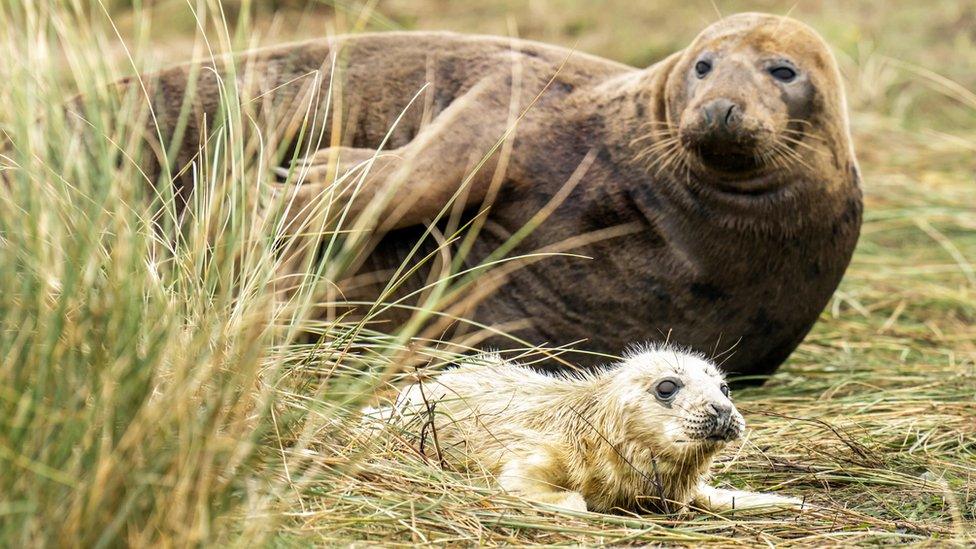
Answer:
xmin=0 ymin=0 xmax=974 ymax=546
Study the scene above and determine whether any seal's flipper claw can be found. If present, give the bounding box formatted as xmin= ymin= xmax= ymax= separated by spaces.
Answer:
xmin=272 ymin=166 xmax=292 ymax=180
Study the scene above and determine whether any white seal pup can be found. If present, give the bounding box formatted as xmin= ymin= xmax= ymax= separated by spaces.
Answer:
xmin=366 ymin=347 xmax=804 ymax=513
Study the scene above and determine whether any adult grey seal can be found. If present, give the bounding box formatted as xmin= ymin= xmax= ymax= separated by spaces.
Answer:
xmin=89 ymin=12 xmax=863 ymax=380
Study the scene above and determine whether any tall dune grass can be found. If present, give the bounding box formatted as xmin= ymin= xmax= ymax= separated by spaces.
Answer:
xmin=3 ymin=5 xmax=266 ymax=546
xmin=0 ymin=2 xmax=428 ymax=544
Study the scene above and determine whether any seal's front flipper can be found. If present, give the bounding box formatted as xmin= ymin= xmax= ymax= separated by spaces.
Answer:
xmin=272 ymin=146 xmax=381 ymax=183
xmin=692 ymin=482 xmax=806 ymax=513
xmin=269 ymin=76 xmax=521 ymax=235
xmin=270 ymin=146 xmax=402 ymax=235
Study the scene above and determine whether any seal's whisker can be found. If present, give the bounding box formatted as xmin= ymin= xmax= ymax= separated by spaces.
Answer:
xmin=784 ymin=118 xmax=815 ymax=128
xmin=644 ymin=152 xmax=670 ymax=174
xmin=629 ymin=133 xmax=657 ymax=146
xmin=639 ymin=120 xmax=678 ymax=129
xmin=652 ymin=142 xmax=688 ymax=177
xmin=766 ymin=146 xmax=792 ymax=172
xmin=772 ymin=147 xmax=792 ymax=171
xmin=780 ymin=128 xmax=827 ymax=143
xmin=634 ymin=144 xmax=669 ymax=164
xmin=772 ymin=141 xmax=814 ymax=172
xmin=756 ymin=148 xmax=784 ymax=172
xmin=779 ymin=134 xmax=821 ymax=154
xmin=777 ymin=140 xmax=810 ymax=166
xmin=636 ymin=138 xmax=682 ymax=167
xmin=633 ymin=136 xmax=680 ymax=157
xmin=766 ymin=144 xmax=794 ymax=171
xmin=630 ymin=127 xmax=677 ymax=147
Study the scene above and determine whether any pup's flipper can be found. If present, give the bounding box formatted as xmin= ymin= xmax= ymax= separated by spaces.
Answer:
xmin=693 ymin=482 xmax=807 ymax=513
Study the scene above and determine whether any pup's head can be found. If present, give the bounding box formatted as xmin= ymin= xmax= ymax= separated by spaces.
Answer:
xmin=659 ymin=13 xmax=850 ymax=190
xmin=609 ymin=346 xmax=744 ymax=459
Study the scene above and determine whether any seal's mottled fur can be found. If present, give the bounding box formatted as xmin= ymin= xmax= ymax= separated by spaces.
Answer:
xmin=100 ymin=13 xmax=862 ymax=379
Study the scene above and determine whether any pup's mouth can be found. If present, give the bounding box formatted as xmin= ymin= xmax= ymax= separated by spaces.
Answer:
xmin=676 ymin=432 xmax=738 ymax=448
xmin=686 ymin=423 xmax=742 ymax=444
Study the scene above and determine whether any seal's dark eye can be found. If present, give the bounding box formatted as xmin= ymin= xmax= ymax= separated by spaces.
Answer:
xmin=769 ymin=66 xmax=797 ymax=82
xmin=720 ymin=383 xmax=730 ymax=398
xmin=695 ymin=60 xmax=712 ymax=78
xmin=655 ymin=379 xmax=680 ymax=400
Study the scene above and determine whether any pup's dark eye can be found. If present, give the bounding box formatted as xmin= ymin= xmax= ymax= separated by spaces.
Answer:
xmin=655 ymin=379 xmax=680 ymax=400
xmin=769 ymin=66 xmax=797 ymax=82
xmin=695 ymin=60 xmax=712 ymax=78
xmin=720 ymin=383 xmax=731 ymax=398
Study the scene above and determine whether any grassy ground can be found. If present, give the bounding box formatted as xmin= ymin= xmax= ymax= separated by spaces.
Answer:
xmin=0 ymin=0 xmax=973 ymax=546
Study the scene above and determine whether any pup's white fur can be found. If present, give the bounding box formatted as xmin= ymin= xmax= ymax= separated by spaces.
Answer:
xmin=367 ymin=347 xmax=803 ymax=514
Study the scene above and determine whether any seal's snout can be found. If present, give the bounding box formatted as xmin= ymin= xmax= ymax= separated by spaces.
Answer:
xmin=679 ymin=94 xmax=770 ymax=174
xmin=705 ymin=402 xmax=741 ymax=441
xmin=687 ymin=96 xmax=757 ymax=151
xmin=701 ymin=98 xmax=742 ymax=132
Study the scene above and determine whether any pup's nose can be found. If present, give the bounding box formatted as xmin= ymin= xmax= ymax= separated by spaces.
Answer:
xmin=708 ymin=402 xmax=732 ymax=425
xmin=707 ymin=402 xmax=737 ymax=439
xmin=701 ymin=98 xmax=742 ymax=131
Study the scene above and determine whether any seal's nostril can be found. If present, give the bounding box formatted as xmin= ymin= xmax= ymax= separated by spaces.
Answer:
xmin=701 ymin=99 xmax=739 ymax=131
xmin=724 ymin=104 xmax=737 ymax=127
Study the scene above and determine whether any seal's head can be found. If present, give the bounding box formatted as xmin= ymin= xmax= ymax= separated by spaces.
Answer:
xmin=609 ymin=347 xmax=744 ymax=460
xmin=661 ymin=13 xmax=850 ymax=190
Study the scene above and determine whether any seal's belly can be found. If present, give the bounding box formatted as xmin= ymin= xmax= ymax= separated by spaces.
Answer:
xmin=343 ymin=211 xmax=843 ymax=380
xmin=470 ymin=226 xmax=835 ymax=379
